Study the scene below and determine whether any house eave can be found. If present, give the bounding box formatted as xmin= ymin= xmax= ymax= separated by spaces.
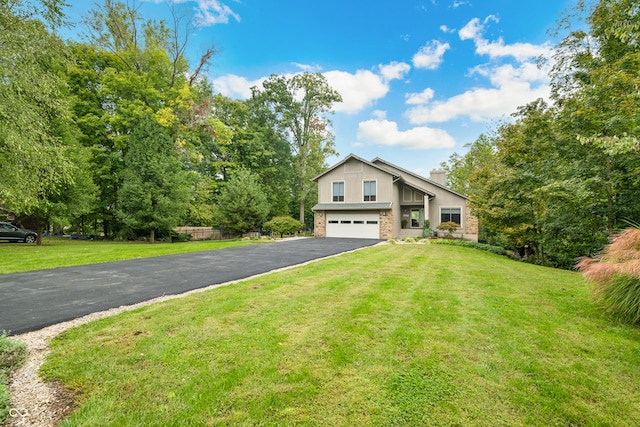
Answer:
xmin=312 ymin=202 xmax=393 ymax=211
xmin=371 ymin=157 xmax=470 ymax=199
xmin=312 ymin=153 xmax=400 ymax=182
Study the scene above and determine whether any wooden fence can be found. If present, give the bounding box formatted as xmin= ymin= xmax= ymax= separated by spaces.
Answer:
xmin=174 ymin=227 xmax=221 ymax=241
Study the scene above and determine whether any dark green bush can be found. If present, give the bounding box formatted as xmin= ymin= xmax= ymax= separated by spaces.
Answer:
xmin=431 ymin=239 xmax=520 ymax=260
xmin=263 ymin=216 xmax=304 ymax=238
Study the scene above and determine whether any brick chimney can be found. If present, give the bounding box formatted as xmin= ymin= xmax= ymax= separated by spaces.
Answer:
xmin=429 ymin=169 xmax=446 ymax=186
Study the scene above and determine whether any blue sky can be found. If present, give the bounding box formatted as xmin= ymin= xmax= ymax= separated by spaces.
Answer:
xmin=63 ymin=0 xmax=575 ymax=176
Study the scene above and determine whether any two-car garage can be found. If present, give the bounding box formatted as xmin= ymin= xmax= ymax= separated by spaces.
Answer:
xmin=325 ymin=211 xmax=380 ymax=239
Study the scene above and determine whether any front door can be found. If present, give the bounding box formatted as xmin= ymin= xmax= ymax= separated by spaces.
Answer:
xmin=411 ymin=208 xmax=424 ymax=228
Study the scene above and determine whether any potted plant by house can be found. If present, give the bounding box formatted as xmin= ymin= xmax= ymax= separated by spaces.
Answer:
xmin=401 ymin=219 xmax=408 ymax=229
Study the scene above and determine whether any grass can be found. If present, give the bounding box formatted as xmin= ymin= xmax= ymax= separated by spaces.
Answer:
xmin=40 ymin=244 xmax=640 ymax=426
xmin=0 ymin=333 xmax=27 ymax=424
xmin=0 ymin=238 xmax=262 ymax=274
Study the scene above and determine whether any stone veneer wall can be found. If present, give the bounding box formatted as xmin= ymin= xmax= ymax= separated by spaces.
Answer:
xmin=314 ymin=211 xmax=326 ymax=238
xmin=380 ymin=209 xmax=393 ymax=239
xmin=465 ymin=200 xmax=479 ymax=240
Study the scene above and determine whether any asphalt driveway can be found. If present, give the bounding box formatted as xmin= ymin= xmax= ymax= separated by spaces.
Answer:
xmin=0 ymin=238 xmax=380 ymax=335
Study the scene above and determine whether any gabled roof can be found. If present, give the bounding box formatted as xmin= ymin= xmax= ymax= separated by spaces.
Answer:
xmin=312 ymin=153 xmax=400 ymax=182
xmin=313 ymin=154 xmax=469 ymax=200
xmin=400 ymin=178 xmax=435 ymax=198
xmin=371 ymin=157 xmax=469 ymax=199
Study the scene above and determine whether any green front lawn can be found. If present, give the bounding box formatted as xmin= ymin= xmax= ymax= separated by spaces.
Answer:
xmin=41 ymin=244 xmax=640 ymax=426
xmin=0 ymin=238 xmax=261 ymax=274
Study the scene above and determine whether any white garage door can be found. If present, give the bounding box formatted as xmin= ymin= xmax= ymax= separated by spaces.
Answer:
xmin=326 ymin=212 xmax=380 ymax=239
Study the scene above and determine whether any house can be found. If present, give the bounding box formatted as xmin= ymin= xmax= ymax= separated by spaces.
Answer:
xmin=0 ymin=206 xmax=16 ymax=222
xmin=311 ymin=154 xmax=478 ymax=241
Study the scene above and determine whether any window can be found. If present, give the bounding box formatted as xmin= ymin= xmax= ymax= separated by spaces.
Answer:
xmin=328 ymin=220 xmax=339 ymax=224
xmin=363 ymin=180 xmax=376 ymax=201
xmin=441 ymin=207 xmax=461 ymax=225
xmin=366 ymin=220 xmax=378 ymax=225
xmin=332 ymin=182 xmax=344 ymax=202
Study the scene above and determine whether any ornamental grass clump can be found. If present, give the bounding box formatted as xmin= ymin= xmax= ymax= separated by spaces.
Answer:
xmin=577 ymin=228 xmax=640 ymax=325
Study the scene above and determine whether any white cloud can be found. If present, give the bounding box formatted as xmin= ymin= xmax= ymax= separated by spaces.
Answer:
xmin=152 ymin=0 xmax=240 ymax=27
xmin=357 ymin=119 xmax=456 ymax=149
xmin=405 ymin=88 xmax=435 ymax=105
xmin=379 ymin=61 xmax=411 ymax=82
xmin=478 ymin=62 xmax=549 ymax=87
xmin=475 ymin=38 xmax=553 ymax=61
xmin=459 ymin=16 xmax=553 ymax=61
xmin=406 ymin=62 xmax=550 ymax=124
xmin=324 ymin=69 xmax=390 ymax=114
xmin=412 ymin=40 xmax=450 ymax=70
xmin=372 ymin=110 xmax=387 ymax=120
xmin=403 ymin=15 xmax=556 ymax=124
xmin=458 ymin=17 xmax=483 ymax=41
xmin=292 ymin=63 xmax=322 ymax=72
xmin=213 ymin=66 xmax=395 ymax=115
xmin=212 ymin=74 xmax=265 ymax=99
xmin=440 ymin=24 xmax=455 ymax=34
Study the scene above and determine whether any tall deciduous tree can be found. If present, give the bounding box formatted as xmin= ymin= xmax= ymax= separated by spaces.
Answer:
xmin=251 ymin=73 xmax=342 ymax=224
xmin=550 ymin=0 xmax=640 ymax=235
xmin=441 ymin=133 xmax=496 ymax=196
xmin=442 ymin=0 xmax=640 ymax=268
xmin=67 ymin=0 xmax=218 ymax=236
xmin=211 ymin=94 xmax=294 ymax=218
xmin=118 ymin=114 xmax=190 ymax=243
xmin=0 ymin=0 xmax=75 ymax=217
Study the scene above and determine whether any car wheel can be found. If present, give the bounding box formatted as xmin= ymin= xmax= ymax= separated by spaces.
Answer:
xmin=24 ymin=235 xmax=36 ymax=244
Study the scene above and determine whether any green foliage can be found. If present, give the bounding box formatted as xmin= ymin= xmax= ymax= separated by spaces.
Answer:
xmin=214 ymin=169 xmax=270 ymax=235
xmin=441 ymin=133 xmax=496 ymax=195
xmin=252 ymin=73 xmax=342 ymax=223
xmin=263 ymin=216 xmax=303 ymax=238
xmin=183 ymin=176 xmax=216 ymax=226
xmin=437 ymin=221 xmax=459 ymax=238
xmin=0 ymin=332 xmax=27 ymax=423
xmin=118 ymin=115 xmax=190 ymax=242
xmin=578 ymin=228 xmax=640 ymax=324
xmin=422 ymin=219 xmax=434 ymax=238
xmin=431 ymin=238 xmax=520 ymax=260
xmin=0 ymin=0 xmax=75 ymax=216
xmin=440 ymin=0 xmax=640 ymax=269
xmin=210 ymin=94 xmax=294 ymax=218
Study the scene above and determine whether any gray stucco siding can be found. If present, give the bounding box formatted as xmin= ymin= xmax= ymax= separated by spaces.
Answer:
xmin=317 ymin=158 xmax=394 ymax=204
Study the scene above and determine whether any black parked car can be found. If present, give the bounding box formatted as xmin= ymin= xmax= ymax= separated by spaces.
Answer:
xmin=0 ymin=222 xmax=37 ymax=243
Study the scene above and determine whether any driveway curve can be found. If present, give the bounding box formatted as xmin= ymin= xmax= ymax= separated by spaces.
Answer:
xmin=0 ymin=238 xmax=379 ymax=335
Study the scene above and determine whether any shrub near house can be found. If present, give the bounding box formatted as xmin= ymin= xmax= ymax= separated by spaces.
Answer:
xmin=264 ymin=216 xmax=303 ymax=238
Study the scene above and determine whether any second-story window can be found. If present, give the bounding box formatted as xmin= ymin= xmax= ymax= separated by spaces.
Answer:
xmin=333 ymin=181 xmax=344 ymax=202
xmin=363 ymin=180 xmax=376 ymax=202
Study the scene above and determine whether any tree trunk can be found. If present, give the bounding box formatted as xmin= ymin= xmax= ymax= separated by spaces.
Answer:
xmin=150 ymin=228 xmax=155 ymax=244
xmin=299 ymin=199 xmax=305 ymax=226
xmin=36 ymin=225 xmax=44 ymax=246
